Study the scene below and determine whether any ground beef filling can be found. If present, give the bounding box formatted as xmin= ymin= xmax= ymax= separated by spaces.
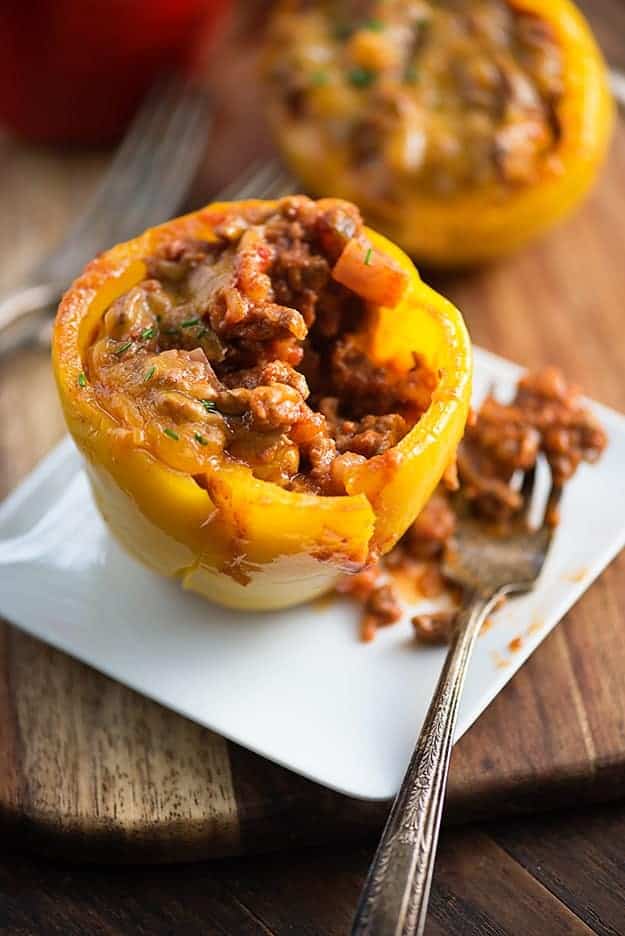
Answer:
xmin=268 ymin=0 xmax=563 ymax=196
xmin=339 ymin=367 xmax=607 ymax=642
xmin=85 ymin=196 xmax=432 ymax=495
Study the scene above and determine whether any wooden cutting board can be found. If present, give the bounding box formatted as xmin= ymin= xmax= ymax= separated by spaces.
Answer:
xmin=2 ymin=1 xmax=625 ymax=863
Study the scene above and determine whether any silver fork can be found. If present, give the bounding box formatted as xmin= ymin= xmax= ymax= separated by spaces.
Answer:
xmin=0 ymin=154 xmax=294 ymax=358
xmin=352 ymin=465 xmax=562 ymax=936
xmin=214 ymin=158 xmax=295 ymax=203
xmin=0 ymin=76 xmax=211 ymax=354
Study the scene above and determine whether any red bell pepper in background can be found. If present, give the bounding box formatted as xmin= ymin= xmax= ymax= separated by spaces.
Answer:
xmin=0 ymin=0 xmax=229 ymax=145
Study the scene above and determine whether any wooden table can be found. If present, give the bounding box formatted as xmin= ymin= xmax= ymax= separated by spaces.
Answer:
xmin=3 ymin=1 xmax=625 ymax=932
xmin=1 ymin=801 xmax=624 ymax=934
xmin=3 ymin=164 xmax=625 ymax=936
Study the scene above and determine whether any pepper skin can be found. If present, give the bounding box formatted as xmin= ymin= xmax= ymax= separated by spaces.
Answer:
xmin=265 ymin=0 xmax=614 ymax=267
xmin=52 ymin=200 xmax=472 ymax=610
xmin=0 ymin=0 xmax=229 ymax=144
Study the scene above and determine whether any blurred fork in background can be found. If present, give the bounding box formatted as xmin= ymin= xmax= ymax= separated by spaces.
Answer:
xmin=0 ymin=152 xmax=294 ymax=357
xmin=0 ymin=76 xmax=211 ymax=355
xmin=3 ymin=65 xmax=623 ymax=358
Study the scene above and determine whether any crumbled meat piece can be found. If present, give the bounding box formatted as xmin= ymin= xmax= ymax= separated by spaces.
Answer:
xmin=248 ymin=384 xmax=306 ymax=433
xmin=222 ymin=360 xmax=309 ymax=399
xmin=336 ymin=564 xmax=380 ymax=599
xmin=516 ymin=367 xmax=607 ymax=483
xmin=404 ymin=492 xmax=456 ymax=559
xmin=412 ymin=611 xmax=457 ymax=645
xmin=316 ymin=201 xmax=360 ymax=261
xmin=145 ymin=239 xmax=213 ymax=281
xmin=330 ymin=338 xmax=394 ymax=415
xmin=361 ymin=584 xmax=402 ymax=641
xmin=272 ymin=248 xmax=331 ymax=327
xmin=360 ymin=616 xmax=378 ymax=643
xmin=332 ymin=413 xmax=409 ymax=458
xmin=217 ymin=299 xmax=307 ymax=344
xmin=367 ymin=584 xmax=401 ymax=622
xmin=464 ymin=396 xmax=541 ymax=473
xmin=330 ymin=337 xmax=435 ymax=419
xmin=329 ymin=451 xmax=368 ymax=492
xmin=264 ymin=206 xmax=341 ymax=329
xmin=418 ymin=563 xmax=446 ymax=599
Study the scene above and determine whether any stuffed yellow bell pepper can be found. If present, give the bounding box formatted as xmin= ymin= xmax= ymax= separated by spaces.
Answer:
xmin=265 ymin=0 xmax=613 ymax=266
xmin=52 ymin=196 xmax=471 ymax=610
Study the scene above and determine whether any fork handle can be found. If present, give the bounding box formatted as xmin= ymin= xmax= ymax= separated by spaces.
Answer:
xmin=351 ymin=588 xmax=501 ymax=936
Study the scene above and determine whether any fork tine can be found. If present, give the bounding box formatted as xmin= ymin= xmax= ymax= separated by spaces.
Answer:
xmin=246 ymin=161 xmax=295 ymax=200
xmin=98 ymin=76 xmax=182 ymax=180
xmin=146 ymin=97 xmax=210 ymax=216
xmin=93 ymin=83 xmax=210 ymax=243
xmin=519 ymin=465 xmax=537 ymax=522
xmin=215 ymin=158 xmax=297 ymax=203
xmin=236 ymin=160 xmax=285 ymax=200
xmin=257 ymin=166 xmax=297 ymax=200
xmin=120 ymin=88 xmax=210 ymax=235
xmin=544 ymin=482 xmax=563 ymax=528
xmin=215 ymin=160 xmax=270 ymax=202
xmin=41 ymin=82 xmax=178 ymax=271
xmin=90 ymin=78 xmax=182 ymax=190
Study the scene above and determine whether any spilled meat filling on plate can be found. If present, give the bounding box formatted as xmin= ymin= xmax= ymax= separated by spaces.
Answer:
xmin=84 ymin=196 xmax=437 ymax=496
xmin=339 ymin=366 xmax=607 ymax=642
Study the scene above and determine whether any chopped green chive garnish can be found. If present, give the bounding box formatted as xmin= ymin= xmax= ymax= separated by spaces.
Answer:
xmin=114 ymin=340 xmax=133 ymax=356
xmin=347 ymin=67 xmax=376 ymax=88
xmin=144 ymin=365 xmax=156 ymax=382
xmin=194 ymin=432 xmax=209 ymax=446
xmin=163 ymin=326 xmax=179 ymax=335
xmin=311 ymin=69 xmax=329 ymax=88
xmin=364 ymin=247 xmax=373 ymax=266
xmin=141 ymin=326 xmax=155 ymax=340
xmin=77 ymin=372 xmax=87 ymax=388
xmin=180 ymin=317 xmax=200 ymax=328
xmin=163 ymin=428 xmax=179 ymax=441
xmin=365 ymin=17 xmax=384 ymax=31
xmin=201 ymin=399 xmax=218 ymax=413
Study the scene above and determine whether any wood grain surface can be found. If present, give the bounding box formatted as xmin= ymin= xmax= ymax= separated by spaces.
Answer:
xmin=3 ymin=802 xmax=625 ymax=934
xmin=2 ymin=0 xmax=625 ymax=867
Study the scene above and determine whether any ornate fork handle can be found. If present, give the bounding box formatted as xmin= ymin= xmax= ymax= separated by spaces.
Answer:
xmin=351 ymin=588 xmax=502 ymax=936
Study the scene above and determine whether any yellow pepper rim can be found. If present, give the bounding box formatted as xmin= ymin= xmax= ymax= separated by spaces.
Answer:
xmin=53 ymin=200 xmax=472 ymax=578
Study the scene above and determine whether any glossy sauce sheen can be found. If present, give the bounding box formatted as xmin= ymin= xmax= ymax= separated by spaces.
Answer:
xmin=85 ymin=196 xmax=435 ymax=495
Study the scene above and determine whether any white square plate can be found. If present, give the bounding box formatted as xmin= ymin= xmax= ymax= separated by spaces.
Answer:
xmin=1 ymin=347 xmax=624 ymax=800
